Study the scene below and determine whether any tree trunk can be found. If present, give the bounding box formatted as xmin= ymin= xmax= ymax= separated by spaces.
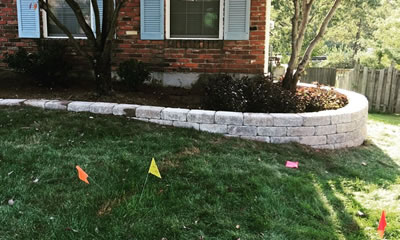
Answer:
xmin=282 ymin=68 xmax=297 ymax=92
xmin=94 ymin=54 xmax=112 ymax=95
xmin=282 ymin=68 xmax=293 ymax=90
xmin=351 ymin=18 xmax=362 ymax=66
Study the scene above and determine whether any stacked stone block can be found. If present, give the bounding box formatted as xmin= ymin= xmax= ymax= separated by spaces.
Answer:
xmin=0 ymin=88 xmax=369 ymax=149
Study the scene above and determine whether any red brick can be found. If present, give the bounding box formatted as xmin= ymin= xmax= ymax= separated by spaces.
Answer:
xmin=1 ymin=0 xmax=267 ymax=75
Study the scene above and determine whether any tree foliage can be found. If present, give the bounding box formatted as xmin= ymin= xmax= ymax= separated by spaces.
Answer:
xmin=271 ymin=0 xmax=400 ymax=70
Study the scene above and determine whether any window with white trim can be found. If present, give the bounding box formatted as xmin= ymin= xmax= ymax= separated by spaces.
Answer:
xmin=169 ymin=0 xmax=222 ymax=39
xmin=46 ymin=0 xmax=91 ymax=37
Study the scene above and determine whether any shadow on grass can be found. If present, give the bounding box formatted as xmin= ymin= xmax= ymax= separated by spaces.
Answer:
xmin=311 ymin=142 xmax=400 ymax=240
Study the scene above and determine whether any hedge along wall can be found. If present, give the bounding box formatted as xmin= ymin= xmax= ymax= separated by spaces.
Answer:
xmin=0 ymin=0 xmax=267 ymax=75
xmin=0 ymin=88 xmax=369 ymax=149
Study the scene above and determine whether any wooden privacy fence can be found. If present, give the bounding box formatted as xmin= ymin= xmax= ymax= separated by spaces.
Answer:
xmin=302 ymin=67 xmax=336 ymax=86
xmin=302 ymin=65 xmax=400 ymax=113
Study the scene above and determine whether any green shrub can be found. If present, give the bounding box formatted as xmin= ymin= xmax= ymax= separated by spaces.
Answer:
xmin=202 ymin=74 xmax=299 ymax=113
xmin=117 ymin=59 xmax=150 ymax=90
xmin=191 ymin=73 xmax=211 ymax=94
xmin=245 ymin=75 xmax=300 ymax=113
xmin=3 ymin=48 xmax=33 ymax=73
xmin=203 ymin=74 xmax=248 ymax=112
xmin=4 ymin=41 xmax=71 ymax=87
xmin=201 ymin=74 xmax=348 ymax=113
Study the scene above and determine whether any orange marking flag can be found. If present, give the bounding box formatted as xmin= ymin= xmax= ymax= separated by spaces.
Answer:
xmin=148 ymin=158 xmax=161 ymax=178
xmin=76 ymin=165 xmax=89 ymax=184
xmin=377 ymin=210 xmax=387 ymax=239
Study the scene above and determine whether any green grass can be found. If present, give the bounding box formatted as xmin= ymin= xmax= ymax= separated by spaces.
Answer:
xmin=0 ymin=107 xmax=399 ymax=240
xmin=369 ymin=113 xmax=400 ymax=126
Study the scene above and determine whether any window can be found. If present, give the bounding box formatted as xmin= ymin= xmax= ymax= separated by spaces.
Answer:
xmin=170 ymin=0 xmax=221 ymax=39
xmin=46 ymin=0 xmax=91 ymax=37
xmin=167 ymin=0 xmax=223 ymax=39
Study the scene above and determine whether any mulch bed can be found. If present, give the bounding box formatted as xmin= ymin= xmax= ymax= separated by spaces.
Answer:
xmin=0 ymin=69 xmax=203 ymax=109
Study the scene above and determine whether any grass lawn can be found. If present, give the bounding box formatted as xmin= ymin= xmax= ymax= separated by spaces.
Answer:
xmin=0 ymin=107 xmax=399 ymax=240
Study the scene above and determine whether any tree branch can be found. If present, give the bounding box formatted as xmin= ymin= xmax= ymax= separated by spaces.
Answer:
xmin=295 ymin=0 xmax=314 ymax=53
xmin=287 ymin=0 xmax=301 ymax=71
xmin=296 ymin=0 xmax=342 ymax=76
xmin=90 ymin=0 xmax=101 ymax=40
xmin=101 ymin=0 xmax=126 ymax=58
xmin=292 ymin=0 xmax=300 ymax=46
xmin=64 ymin=0 xmax=97 ymax=44
xmin=38 ymin=0 xmax=93 ymax=61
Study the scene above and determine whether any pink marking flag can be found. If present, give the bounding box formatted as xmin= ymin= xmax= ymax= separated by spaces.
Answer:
xmin=285 ymin=161 xmax=299 ymax=168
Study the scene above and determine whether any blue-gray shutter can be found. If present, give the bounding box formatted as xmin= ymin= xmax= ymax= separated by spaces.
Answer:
xmin=224 ymin=0 xmax=250 ymax=40
xmin=140 ymin=0 xmax=164 ymax=40
xmin=16 ymin=0 xmax=40 ymax=38
xmin=91 ymin=0 xmax=103 ymax=32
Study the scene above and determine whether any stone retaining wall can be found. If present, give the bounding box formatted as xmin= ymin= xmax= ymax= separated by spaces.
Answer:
xmin=0 ymin=87 xmax=368 ymax=149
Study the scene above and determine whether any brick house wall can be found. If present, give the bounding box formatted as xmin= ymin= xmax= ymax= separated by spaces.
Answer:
xmin=0 ymin=0 xmax=267 ymax=76
xmin=0 ymin=0 xmax=39 ymax=65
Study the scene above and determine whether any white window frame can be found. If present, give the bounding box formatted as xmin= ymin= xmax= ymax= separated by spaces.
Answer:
xmin=41 ymin=0 xmax=96 ymax=39
xmin=166 ymin=0 xmax=224 ymax=40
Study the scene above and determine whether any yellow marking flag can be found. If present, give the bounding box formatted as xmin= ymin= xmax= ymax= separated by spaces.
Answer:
xmin=148 ymin=158 xmax=161 ymax=178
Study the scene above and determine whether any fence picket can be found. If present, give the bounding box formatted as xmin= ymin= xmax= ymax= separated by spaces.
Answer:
xmin=396 ymin=72 xmax=400 ymax=113
xmin=389 ymin=68 xmax=398 ymax=112
xmin=375 ymin=69 xmax=386 ymax=112
xmin=383 ymin=65 xmax=394 ymax=112
xmin=347 ymin=69 xmax=353 ymax=90
xmin=367 ymin=70 xmax=376 ymax=111
xmin=361 ymin=67 xmax=368 ymax=95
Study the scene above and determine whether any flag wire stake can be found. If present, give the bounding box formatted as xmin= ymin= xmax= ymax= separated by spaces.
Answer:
xmin=138 ymin=173 xmax=149 ymax=206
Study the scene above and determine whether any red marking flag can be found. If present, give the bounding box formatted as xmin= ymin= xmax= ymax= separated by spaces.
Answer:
xmin=377 ymin=210 xmax=387 ymax=239
xmin=76 ymin=165 xmax=89 ymax=184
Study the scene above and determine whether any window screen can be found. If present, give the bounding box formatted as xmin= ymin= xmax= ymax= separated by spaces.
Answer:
xmin=170 ymin=0 xmax=220 ymax=38
xmin=47 ymin=0 xmax=91 ymax=37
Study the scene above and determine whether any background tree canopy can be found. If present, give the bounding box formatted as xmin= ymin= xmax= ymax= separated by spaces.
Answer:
xmin=271 ymin=0 xmax=400 ymax=69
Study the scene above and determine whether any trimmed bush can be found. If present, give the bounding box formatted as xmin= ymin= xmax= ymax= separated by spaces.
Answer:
xmin=203 ymin=74 xmax=248 ymax=112
xmin=201 ymin=74 xmax=348 ymax=113
xmin=4 ymin=41 xmax=71 ymax=87
xmin=117 ymin=59 xmax=150 ymax=90
xmin=245 ymin=76 xmax=299 ymax=113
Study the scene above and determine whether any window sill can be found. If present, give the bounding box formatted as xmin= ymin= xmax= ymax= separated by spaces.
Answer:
xmin=45 ymin=36 xmax=88 ymax=40
xmin=167 ymin=37 xmax=222 ymax=40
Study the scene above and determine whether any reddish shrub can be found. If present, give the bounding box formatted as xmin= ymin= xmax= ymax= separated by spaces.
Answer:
xmin=296 ymin=84 xmax=349 ymax=112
